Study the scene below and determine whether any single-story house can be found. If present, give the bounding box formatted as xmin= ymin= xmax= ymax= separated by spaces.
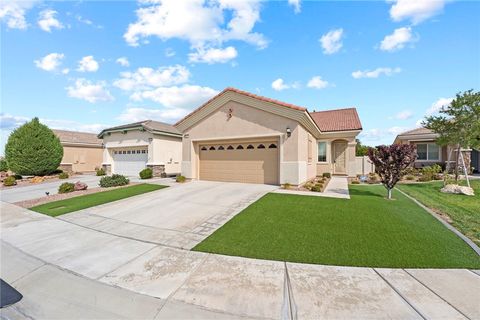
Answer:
xmin=98 ymin=120 xmax=182 ymax=177
xmin=53 ymin=129 xmax=103 ymax=173
xmin=394 ymin=127 xmax=478 ymax=172
xmin=175 ymin=87 xmax=362 ymax=185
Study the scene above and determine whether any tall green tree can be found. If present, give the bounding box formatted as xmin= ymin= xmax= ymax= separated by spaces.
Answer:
xmin=423 ymin=89 xmax=480 ymax=182
xmin=355 ymin=139 xmax=369 ymax=156
xmin=5 ymin=118 xmax=63 ymax=176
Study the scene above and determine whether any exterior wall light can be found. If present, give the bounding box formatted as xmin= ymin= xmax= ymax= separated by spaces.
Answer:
xmin=286 ymin=127 xmax=291 ymax=138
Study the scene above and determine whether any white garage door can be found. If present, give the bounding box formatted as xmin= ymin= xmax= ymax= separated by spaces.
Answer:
xmin=112 ymin=149 xmax=148 ymax=177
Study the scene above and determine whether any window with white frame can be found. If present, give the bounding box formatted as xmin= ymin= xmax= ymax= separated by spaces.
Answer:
xmin=416 ymin=143 xmax=439 ymax=160
xmin=318 ymin=142 xmax=327 ymax=162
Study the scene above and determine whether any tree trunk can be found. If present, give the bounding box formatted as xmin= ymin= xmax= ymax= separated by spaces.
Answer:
xmin=387 ymin=188 xmax=392 ymax=199
xmin=455 ymin=144 xmax=461 ymax=183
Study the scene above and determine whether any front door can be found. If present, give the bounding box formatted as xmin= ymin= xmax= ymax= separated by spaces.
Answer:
xmin=333 ymin=141 xmax=347 ymax=174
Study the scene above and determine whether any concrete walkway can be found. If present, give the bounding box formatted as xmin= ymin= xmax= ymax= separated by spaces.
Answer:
xmin=273 ymin=176 xmax=350 ymax=199
xmin=1 ymin=201 xmax=479 ymax=319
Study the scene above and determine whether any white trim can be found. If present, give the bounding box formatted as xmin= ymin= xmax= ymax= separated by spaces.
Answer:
xmin=146 ymin=162 xmax=165 ymax=166
xmin=319 ymin=129 xmax=361 ymax=136
xmin=191 ymin=133 xmax=282 ymax=142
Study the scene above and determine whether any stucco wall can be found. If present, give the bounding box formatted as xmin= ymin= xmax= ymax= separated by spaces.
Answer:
xmin=315 ymin=133 xmax=358 ymax=177
xmin=151 ymin=134 xmax=182 ymax=174
xmin=61 ymin=145 xmax=103 ymax=172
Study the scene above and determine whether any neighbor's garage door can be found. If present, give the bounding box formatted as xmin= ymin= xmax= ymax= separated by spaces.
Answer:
xmin=199 ymin=141 xmax=279 ymax=185
xmin=112 ymin=148 xmax=148 ymax=176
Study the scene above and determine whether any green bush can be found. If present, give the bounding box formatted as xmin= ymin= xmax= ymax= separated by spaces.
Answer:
xmin=139 ymin=168 xmax=153 ymax=179
xmin=351 ymin=180 xmax=360 ymax=184
xmin=405 ymin=175 xmax=415 ymax=181
xmin=418 ymin=175 xmax=432 ymax=182
xmin=311 ymin=185 xmax=322 ymax=192
xmin=96 ymin=168 xmax=106 ymax=176
xmin=51 ymin=169 xmax=63 ymax=174
xmin=59 ymin=172 xmax=69 ymax=179
xmin=99 ymin=174 xmax=129 ymax=188
xmin=5 ymin=118 xmax=63 ymax=176
xmin=304 ymin=182 xmax=314 ymax=190
xmin=0 ymin=159 xmax=8 ymax=172
xmin=3 ymin=176 xmax=16 ymax=186
xmin=58 ymin=182 xmax=75 ymax=193
xmin=176 ymin=175 xmax=186 ymax=183
xmin=322 ymin=172 xmax=331 ymax=178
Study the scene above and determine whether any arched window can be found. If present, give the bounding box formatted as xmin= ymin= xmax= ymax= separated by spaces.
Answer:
xmin=227 ymin=145 xmax=234 ymax=150
xmin=247 ymin=144 xmax=254 ymax=149
xmin=218 ymin=146 xmax=225 ymax=150
xmin=237 ymin=145 xmax=244 ymax=150
xmin=209 ymin=146 xmax=216 ymax=150
xmin=201 ymin=146 xmax=207 ymax=151
xmin=257 ymin=144 xmax=265 ymax=149
xmin=268 ymin=144 xmax=277 ymax=149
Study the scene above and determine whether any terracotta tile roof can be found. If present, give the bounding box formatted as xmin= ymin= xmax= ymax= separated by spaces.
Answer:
xmin=175 ymin=87 xmax=307 ymax=126
xmin=52 ymin=129 xmax=102 ymax=146
xmin=99 ymin=120 xmax=181 ymax=137
xmin=309 ymin=108 xmax=362 ymax=132
xmin=396 ymin=127 xmax=433 ymax=136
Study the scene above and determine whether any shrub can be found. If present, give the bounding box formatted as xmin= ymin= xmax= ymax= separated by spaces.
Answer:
xmin=282 ymin=182 xmax=291 ymax=189
xmin=351 ymin=180 xmax=360 ymax=184
xmin=176 ymin=175 xmax=186 ymax=183
xmin=99 ymin=174 xmax=129 ymax=188
xmin=418 ymin=175 xmax=432 ymax=182
xmin=96 ymin=168 xmax=106 ymax=176
xmin=304 ymin=182 xmax=314 ymax=190
xmin=311 ymin=185 xmax=322 ymax=192
xmin=13 ymin=174 xmax=22 ymax=180
xmin=139 ymin=168 xmax=153 ymax=179
xmin=0 ymin=159 xmax=8 ymax=172
xmin=322 ymin=172 xmax=331 ymax=178
xmin=59 ymin=172 xmax=69 ymax=179
xmin=58 ymin=182 xmax=75 ymax=193
xmin=405 ymin=175 xmax=415 ymax=181
xmin=50 ymin=169 xmax=63 ymax=174
xmin=3 ymin=176 xmax=16 ymax=187
xmin=5 ymin=118 xmax=63 ymax=176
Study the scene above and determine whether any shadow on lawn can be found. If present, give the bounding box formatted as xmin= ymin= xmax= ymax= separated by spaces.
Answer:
xmin=349 ymin=187 xmax=384 ymax=198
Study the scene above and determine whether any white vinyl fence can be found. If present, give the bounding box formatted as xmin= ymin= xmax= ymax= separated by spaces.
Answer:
xmin=355 ymin=156 xmax=375 ymax=176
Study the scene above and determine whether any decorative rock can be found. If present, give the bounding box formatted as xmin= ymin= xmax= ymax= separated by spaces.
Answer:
xmin=74 ymin=181 xmax=88 ymax=191
xmin=441 ymin=184 xmax=474 ymax=196
xmin=30 ymin=176 xmax=45 ymax=184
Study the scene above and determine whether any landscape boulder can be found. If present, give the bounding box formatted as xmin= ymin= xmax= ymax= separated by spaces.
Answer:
xmin=74 ymin=181 xmax=88 ymax=191
xmin=440 ymin=184 xmax=474 ymax=196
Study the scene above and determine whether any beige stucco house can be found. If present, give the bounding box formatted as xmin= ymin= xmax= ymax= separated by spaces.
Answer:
xmin=98 ymin=120 xmax=182 ymax=177
xmin=53 ymin=129 xmax=103 ymax=173
xmin=175 ymin=88 xmax=362 ymax=185
xmin=394 ymin=127 xmax=477 ymax=172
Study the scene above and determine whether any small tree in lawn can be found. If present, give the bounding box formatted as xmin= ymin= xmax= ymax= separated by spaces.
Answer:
xmin=5 ymin=118 xmax=63 ymax=176
xmin=423 ymin=89 xmax=480 ymax=182
xmin=367 ymin=144 xmax=417 ymax=200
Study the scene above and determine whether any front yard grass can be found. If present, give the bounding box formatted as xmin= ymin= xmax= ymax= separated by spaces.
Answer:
xmin=31 ymin=184 xmax=167 ymax=217
xmin=397 ymin=180 xmax=480 ymax=246
xmin=194 ymin=185 xmax=480 ymax=268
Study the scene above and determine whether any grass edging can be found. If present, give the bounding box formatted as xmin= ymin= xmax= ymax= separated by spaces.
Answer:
xmin=31 ymin=184 xmax=167 ymax=217
xmin=395 ymin=187 xmax=480 ymax=256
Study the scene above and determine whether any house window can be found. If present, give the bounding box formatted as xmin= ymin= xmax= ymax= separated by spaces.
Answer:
xmin=416 ymin=143 xmax=439 ymax=160
xmin=209 ymin=146 xmax=216 ymax=150
xmin=257 ymin=144 xmax=265 ymax=149
xmin=237 ymin=145 xmax=244 ymax=150
xmin=218 ymin=146 xmax=225 ymax=150
xmin=201 ymin=146 xmax=207 ymax=151
xmin=318 ymin=142 xmax=327 ymax=162
xmin=227 ymin=145 xmax=234 ymax=150
xmin=268 ymin=144 xmax=277 ymax=149
xmin=247 ymin=145 xmax=254 ymax=149
xmin=141 ymin=150 xmax=146 ymax=154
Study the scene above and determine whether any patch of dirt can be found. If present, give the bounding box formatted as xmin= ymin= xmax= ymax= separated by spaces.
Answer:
xmin=286 ymin=177 xmax=331 ymax=193
xmin=14 ymin=183 xmax=140 ymax=208
xmin=0 ymin=174 xmax=83 ymax=190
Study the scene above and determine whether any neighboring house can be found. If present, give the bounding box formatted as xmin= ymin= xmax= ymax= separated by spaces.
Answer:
xmin=98 ymin=120 xmax=182 ymax=177
xmin=394 ymin=127 xmax=474 ymax=171
xmin=472 ymin=149 xmax=480 ymax=173
xmin=53 ymin=129 xmax=103 ymax=173
xmin=175 ymin=87 xmax=362 ymax=185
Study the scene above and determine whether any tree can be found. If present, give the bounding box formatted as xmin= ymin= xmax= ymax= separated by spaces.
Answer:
xmin=5 ymin=118 xmax=63 ymax=176
xmin=355 ymin=139 xmax=369 ymax=156
xmin=367 ymin=144 xmax=417 ymax=199
xmin=422 ymin=89 xmax=480 ymax=182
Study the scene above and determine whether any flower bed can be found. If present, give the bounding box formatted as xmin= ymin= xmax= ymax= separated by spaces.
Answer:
xmin=283 ymin=175 xmax=331 ymax=193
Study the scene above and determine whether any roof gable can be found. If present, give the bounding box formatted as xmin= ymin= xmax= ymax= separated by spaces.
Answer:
xmin=52 ymin=129 xmax=102 ymax=146
xmin=309 ymin=108 xmax=362 ymax=132
xmin=98 ymin=120 xmax=181 ymax=138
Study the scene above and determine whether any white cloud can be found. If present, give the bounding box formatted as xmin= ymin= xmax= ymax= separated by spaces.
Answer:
xmin=66 ymin=79 xmax=114 ymax=103
xmin=34 ymin=53 xmax=65 ymax=72
xmin=116 ymin=57 xmax=130 ymax=67
xmin=114 ymin=65 xmax=190 ymax=91
xmin=41 ymin=119 xmax=109 ymax=133
xmin=165 ymin=48 xmax=176 ymax=57
xmin=0 ymin=113 xmax=29 ymax=130
xmin=319 ymin=28 xmax=343 ymax=55
xmin=130 ymin=85 xmax=219 ymax=109
xmin=0 ymin=0 xmax=39 ymax=29
xmin=307 ymin=76 xmax=329 ymax=89
xmin=352 ymin=67 xmax=401 ymax=79
xmin=61 ymin=68 xmax=70 ymax=75
xmin=425 ymin=97 xmax=453 ymax=115
xmin=38 ymin=9 xmax=63 ymax=32
xmin=387 ymin=126 xmax=409 ymax=135
xmin=124 ymin=0 xmax=267 ymax=50
xmin=77 ymin=56 xmax=99 ymax=73
xmin=389 ymin=0 xmax=445 ymax=25
xmin=188 ymin=46 xmax=238 ymax=64
xmin=393 ymin=110 xmax=413 ymax=120
xmin=380 ymin=27 xmax=416 ymax=52
xmin=117 ymin=107 xmax=189 ymax=123
xmin=271 ymin=78 xmax=290 ymax=91
xmin=288 ymin=0 xmax=301 ymax=14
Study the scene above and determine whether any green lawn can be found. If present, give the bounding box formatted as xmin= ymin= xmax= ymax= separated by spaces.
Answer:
xmin=397 ymin=180 xmax=480 ymax=246
xmin=31 ymin=184 xmax=167 ymax=217
xmin=194 ymin=185 xmax=480 ymax=268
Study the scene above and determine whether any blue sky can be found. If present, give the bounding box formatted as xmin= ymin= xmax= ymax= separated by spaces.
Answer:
xmin=1 ymin=0 xmax=479 ymax=154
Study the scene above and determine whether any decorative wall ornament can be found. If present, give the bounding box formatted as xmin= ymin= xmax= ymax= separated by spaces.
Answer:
xmin=227 ymin=108 xmax=233 ymax=120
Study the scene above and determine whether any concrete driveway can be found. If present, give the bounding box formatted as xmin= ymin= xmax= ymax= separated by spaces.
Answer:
xmin=60 ymin=180 xmax=277 ymax=249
